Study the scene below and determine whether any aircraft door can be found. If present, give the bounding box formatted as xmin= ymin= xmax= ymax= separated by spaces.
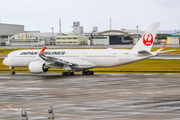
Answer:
xmin=82 ymin=53 xmax=86 ymax=60
xmin=118 ymin=52 xmax=123 ymax=60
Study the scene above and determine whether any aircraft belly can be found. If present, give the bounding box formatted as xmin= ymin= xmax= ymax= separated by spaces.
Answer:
xmin=87 ymin=58 xmax=119 ymax=67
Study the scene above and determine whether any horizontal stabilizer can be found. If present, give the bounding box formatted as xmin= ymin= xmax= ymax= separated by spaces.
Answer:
xmin=138 ymin=50 xmax=152 ymax=55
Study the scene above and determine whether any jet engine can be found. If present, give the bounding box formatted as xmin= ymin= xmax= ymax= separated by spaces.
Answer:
xmin=28 ymin=61 xmax=49 ymax=74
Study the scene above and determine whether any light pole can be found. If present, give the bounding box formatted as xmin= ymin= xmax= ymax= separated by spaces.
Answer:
xmin=51 ymin=27 xmax=54 ymax=45
xmin=136 ymin=26 xmax=138 ymax=41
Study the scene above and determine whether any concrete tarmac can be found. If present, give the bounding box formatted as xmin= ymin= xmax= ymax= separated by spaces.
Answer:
xmin=0 ymin=73 xmax=180 ymax=120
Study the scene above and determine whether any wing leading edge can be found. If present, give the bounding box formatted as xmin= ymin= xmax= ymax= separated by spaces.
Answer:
xmin=39 ymin=47 xmax=78 ymax=66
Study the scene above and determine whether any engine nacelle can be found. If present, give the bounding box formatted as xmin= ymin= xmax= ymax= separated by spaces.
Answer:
xmin=28 ymin=61 xmax=48 ymax=74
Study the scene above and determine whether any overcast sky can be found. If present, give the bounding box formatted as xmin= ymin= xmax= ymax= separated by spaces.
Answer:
xmin=0 ymin=0 xmax=179 ymax=33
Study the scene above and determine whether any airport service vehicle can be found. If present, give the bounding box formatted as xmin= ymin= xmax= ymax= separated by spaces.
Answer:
xmin=3 ymin=22 xmax=166 ymax=76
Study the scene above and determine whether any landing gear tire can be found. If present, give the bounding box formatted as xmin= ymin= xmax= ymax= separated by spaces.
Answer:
xmin=70 ymin=72 xmax=74 ymax=76
xmin=82 ymin=70 xmax=94 ymax=75
xmin=67 ymin=72 xmax=71 ymax=76
xmin=62 ymin=72 xmax=66 ymax=76
xmin=82 ymin=71 xmax=86 ymax=75
xmin=90 ymin=71 xmax=94 ymax=75
xmin=11 ymin=71 xmax=15 ymax=75
xmin=62 ymin=71 xmax=74 ymax=76
xmin=87 ymin=71 xmax=91 ymax=75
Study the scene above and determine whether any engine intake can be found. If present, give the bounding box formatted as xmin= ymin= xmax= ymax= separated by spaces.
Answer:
xmin=28 ymin=61 xmax=49 ymax=74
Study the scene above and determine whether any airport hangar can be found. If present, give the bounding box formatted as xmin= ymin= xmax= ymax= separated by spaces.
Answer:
xmin=0 ymin=23 xmax=24 ymax=45
xmin=0 ymin=23 xmax=56 ymax=46
xmin=91 ymin=29 xmax=144 ymax=45
xmin=6 ymin=32 xmax=57 ymax=46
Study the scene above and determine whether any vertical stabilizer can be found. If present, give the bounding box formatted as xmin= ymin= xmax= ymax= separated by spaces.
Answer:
xmin=132 ymin=22 xmax=161 ymax=52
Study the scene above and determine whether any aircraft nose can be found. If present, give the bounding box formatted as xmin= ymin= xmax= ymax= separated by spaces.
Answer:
xmin=3 ymin=58 xmax=8 ymax=66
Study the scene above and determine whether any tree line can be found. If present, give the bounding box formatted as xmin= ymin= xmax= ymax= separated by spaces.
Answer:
xmin=155 ymin=34 xmax=170 ymax=40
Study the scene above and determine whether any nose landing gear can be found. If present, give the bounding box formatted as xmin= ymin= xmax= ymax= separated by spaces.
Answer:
xmin=11 ymin=67 xmax=15 ymax=75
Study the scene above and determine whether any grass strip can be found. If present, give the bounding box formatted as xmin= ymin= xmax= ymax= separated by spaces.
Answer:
xmin=1 ymin=58 xmax=180 ymax=73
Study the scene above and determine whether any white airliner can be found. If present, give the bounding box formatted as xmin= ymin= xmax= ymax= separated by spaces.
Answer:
xmin=3 ymin=22 xmax=166 ymax=76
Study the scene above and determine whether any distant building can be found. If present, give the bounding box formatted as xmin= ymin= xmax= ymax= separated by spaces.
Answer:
xmin=0 ymin=23 xmax=24 ymax=45
xmin=158 ymin=30 xmax=177 ymax=34
xmin=72 ymin=21 xmax=83 ymax=35
xmin=166 ymin=31 xmax=180 ymax=44
xmin=56 ymin=34 xmax=87 ymax=45
xmin=6 ymin=32 xmax=57 ymax=46
xmin=91 ymin=36 xmax=109 ymax=45
xmin=55 ymin=21 xmax=87 ymax=45
xmin=89 ymin=29 xmax=144 ymax=45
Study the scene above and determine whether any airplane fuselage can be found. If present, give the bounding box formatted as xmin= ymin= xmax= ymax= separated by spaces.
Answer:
xmin=3 ymin=49 xmax=151 ymax=70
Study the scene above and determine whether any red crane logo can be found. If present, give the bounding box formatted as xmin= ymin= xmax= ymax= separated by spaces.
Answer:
xmin=142 ymin=33 xmax=154 ymax=46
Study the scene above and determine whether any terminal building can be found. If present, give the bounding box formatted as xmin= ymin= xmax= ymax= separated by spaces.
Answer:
xmin=166 ymin=31 xmax=180 ymax=44
xmin=0 ymin=23 xmax=24 ymax=45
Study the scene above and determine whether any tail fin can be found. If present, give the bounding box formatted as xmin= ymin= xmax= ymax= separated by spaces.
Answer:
xmin=132 ymin=22 xmax=161 ymax=52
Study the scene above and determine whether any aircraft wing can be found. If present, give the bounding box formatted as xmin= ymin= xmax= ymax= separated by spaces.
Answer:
xmin=158 ymin=49 xmax=175 ymax=53
xmin=152 ymin=45 xmax=169 ymax=56
xmin=39 ymin=47 xmax=78 ymax=66
xmin=155 ymin=45 xmax=166 ymax=53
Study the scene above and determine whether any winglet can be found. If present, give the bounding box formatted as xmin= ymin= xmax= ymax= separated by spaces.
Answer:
xmin=156 ymin=45 xmax=166 ymax=53
xmin=39 ymin=47 xmax=46 ymax=54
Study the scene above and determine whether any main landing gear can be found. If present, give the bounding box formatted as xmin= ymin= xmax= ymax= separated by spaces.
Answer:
xmin=82 ymin=70 xmax=94 ymax=75
xmin=62 ymin=70 xmax=94 ymax=76
xmin=11 ymin=67 xmax=15 ymax=75
xmin=62 ymin=71 xmax=74 ymax=76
